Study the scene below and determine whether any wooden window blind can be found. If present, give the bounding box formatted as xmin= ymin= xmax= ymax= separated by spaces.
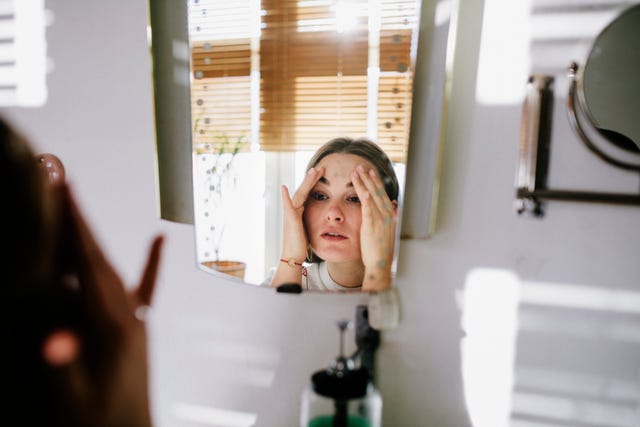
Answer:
xmin=189 ymin=0 xmax=256 ymax=153
xmin=189 ymin=0 xmax=418 ymax=162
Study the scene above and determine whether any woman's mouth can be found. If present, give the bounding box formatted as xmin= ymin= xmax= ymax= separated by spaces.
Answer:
xmin=321 ymin=231 xmax=347 ymax=241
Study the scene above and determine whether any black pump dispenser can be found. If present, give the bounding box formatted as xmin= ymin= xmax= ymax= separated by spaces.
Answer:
xmin=312 ymin=321 xmax=369 ymax=425
xmin=300 ymin=320 xmax=382 ymax=427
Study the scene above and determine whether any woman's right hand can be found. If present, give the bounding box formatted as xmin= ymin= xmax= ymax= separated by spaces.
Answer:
xmin=42 ymin=184 xmax=164 ymax=427
xmin=280 ymin=166 xmax=324 ymax=263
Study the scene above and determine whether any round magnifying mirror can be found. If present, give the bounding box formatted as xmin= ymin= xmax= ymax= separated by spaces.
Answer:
xmin=581 ymin=4 xmax=640 ymax=156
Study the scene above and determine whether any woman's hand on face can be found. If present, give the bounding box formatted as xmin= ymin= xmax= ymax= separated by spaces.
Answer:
xmin=43 ymin=184 xmax=164 ymax=427
xmin=279 ymin=166 xmax=324 ymax=262
xmin=352 ymin=165 xmax=397 ymax=291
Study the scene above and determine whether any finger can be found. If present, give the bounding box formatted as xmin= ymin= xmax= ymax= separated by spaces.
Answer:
xmin=357 ymin=166 xmax=393 ymax=215
xmin=353 ymin=170 xmax=397 ymax=242
xmin=359 ymin=189 xmax=374 ymax=224
xmin=36 ymin=153 xmax=66 ymax=185
xmin=133 ymin=235 xmax=165 ymax=307
xmin=351 ymin=170 xmax=377 ymax=218
xmin=281 ymin=185 xmax=295 ymax=211
xmin=61 ymin=184 xmax=129 ymax=318
xmin=292 ymin=166 xmax=324 ymax=208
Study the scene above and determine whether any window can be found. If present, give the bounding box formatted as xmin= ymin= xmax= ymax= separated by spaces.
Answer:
xmin=188 ymin=0 xmax=419 ymax=161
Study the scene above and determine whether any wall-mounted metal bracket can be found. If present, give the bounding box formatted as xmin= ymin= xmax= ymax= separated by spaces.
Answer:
xmin=515 ymin=73 xmax=640 ymax=217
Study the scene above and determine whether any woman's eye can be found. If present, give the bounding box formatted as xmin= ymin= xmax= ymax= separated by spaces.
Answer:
xmin=347 ymin=195 xmax=361 ymax=203
xmin=311 ymin=192 xmax=328 ymax=201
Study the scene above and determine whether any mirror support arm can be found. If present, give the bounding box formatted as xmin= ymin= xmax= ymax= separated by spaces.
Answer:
xmin=515 ymin=73 xmax=640 ymax=217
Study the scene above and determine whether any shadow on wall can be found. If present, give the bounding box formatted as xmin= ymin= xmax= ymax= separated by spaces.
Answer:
xmin=513 ymin=280 xmax=640 ymax=427
xmin=460 ymin=268 xmax=640 ymax=427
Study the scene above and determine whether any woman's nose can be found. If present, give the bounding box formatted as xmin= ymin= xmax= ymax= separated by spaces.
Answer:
xmin=326 ymin=204 xmax=344 ymax=222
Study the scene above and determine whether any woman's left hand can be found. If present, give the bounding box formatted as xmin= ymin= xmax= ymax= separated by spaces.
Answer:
xmin=352 ymin=165 xmax=397 ymax=291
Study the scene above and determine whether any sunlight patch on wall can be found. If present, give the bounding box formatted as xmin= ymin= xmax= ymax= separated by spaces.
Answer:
xmin=0 ymin=0 xmax=47 ymax=106
xmin=172 ymin=403 xmax=257 ymax=427
xmin=512 ymin=366 xmax=640 ymax=427
xmin=168 ymin=314 xmax=281 ymax=388
xmin=520 ymin=280 xmax=640 ymax=314
xmin=517 ymin=366 xmax=639 ymax=406
xmin=460 ymin=268 xmax=520 ymax=427
xmin=475 ymin=0 xmax=530 ymax=105
xmin=461 ymin=270 xmax=640 ymax=427
xmin=530 ymin=9 xmax=620 ymax=41
xmin=518 ymin=305 xmax=640 ymax=344
xmin=512 ymin=389 xmax=639 ymax=427
xmin=187 ymin=339 xmax=279 ymax=388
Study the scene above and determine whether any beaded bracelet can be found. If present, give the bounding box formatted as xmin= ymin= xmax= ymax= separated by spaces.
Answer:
xmin=280 ymin=258 xmax=308 ymax=289
xmin=280 ymin=258 xmax=303 ymax=268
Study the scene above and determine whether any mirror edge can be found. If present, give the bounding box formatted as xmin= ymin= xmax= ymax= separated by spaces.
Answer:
xmin=148 ymin=0 xmax=195 ymax=224
xmin=401 ymin=0 xmax=459 ymax=239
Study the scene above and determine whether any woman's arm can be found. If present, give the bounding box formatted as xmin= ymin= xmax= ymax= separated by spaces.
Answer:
xmin=271 ymin=167 xmax=324 ymax=287
xmin=352 ymin=165 xmax=398 ymax=292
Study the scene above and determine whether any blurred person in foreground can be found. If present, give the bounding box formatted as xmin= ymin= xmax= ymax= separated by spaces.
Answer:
xmin=1 ymin=116 xmax=164 ymax=427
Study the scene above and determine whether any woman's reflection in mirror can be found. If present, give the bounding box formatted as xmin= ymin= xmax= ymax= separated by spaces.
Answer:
xmin=266 ymin=137 xmax=399 ymax=292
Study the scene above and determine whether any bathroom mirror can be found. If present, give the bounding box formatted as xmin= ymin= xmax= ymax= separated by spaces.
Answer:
xmin=516 ymin=3 xmax=640 ymax=215
xmin=188 ymin=0 xmax=423 ymax=289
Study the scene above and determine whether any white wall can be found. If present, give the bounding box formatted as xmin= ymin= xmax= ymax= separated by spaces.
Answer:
xmin=4 ymin=1 xmax=639 ymax=426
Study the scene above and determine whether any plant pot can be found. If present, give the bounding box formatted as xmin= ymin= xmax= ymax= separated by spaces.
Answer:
xmin=201 ymin=260 xmax=246 ymax=280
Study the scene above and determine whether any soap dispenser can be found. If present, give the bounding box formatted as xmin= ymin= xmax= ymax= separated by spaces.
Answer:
xmin=300 ymin=320 xmax=382 ymax=427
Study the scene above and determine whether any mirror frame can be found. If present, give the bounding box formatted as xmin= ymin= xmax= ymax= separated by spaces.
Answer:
xmin=148 ymin=0 xmax=460 ymax=288
xmin=188 ymin=0 xmax=430 ymax=287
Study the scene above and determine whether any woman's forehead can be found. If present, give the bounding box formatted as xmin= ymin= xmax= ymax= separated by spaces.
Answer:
xmin=317 ymin=153 xmax=374 ymax=176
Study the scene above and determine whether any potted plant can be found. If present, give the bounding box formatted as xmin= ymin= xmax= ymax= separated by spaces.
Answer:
xmin=194 ymin=118 xmax=249 ymax=279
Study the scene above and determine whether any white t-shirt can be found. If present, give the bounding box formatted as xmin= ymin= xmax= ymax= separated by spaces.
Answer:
xmin=263 ymin=261 xmax=362 ymax=292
